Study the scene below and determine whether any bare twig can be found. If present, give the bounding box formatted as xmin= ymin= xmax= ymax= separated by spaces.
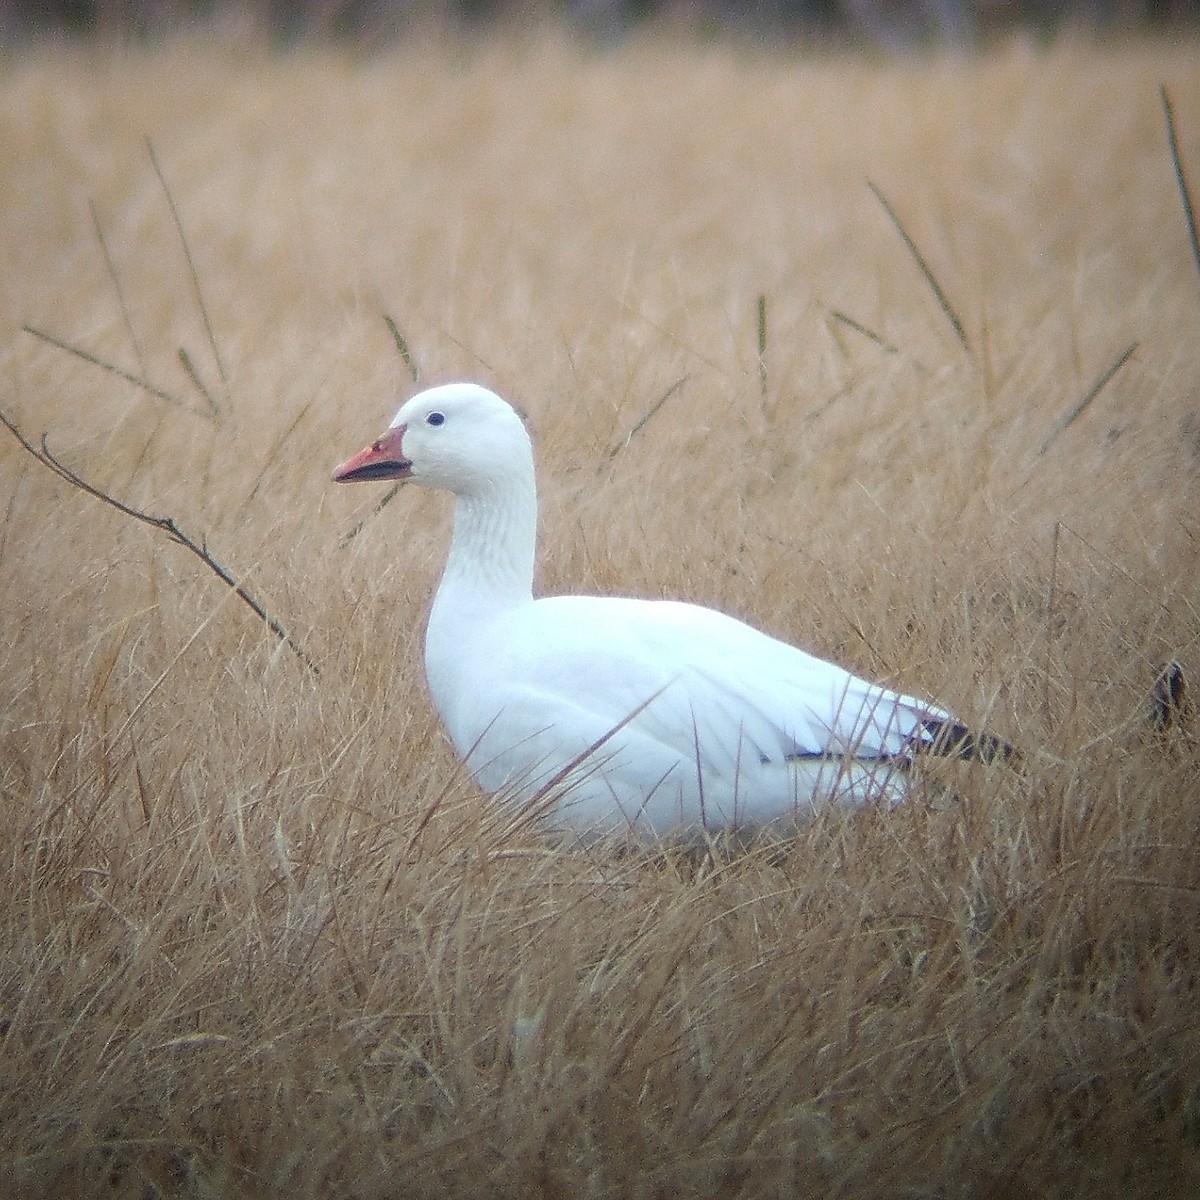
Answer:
xmin=606 ymin=376 xmax=689 ymax=461
xmin=90 ymin=199 xmax=148 ymax=380
xmin=384 ymin=314 xmax=420 ymax=384
xmin=1161 ymin=85 xmax=1200 ymax=284
xmin=146 ymin=137 xmax=230 ymax=397
xmin=0 ymin=405 xmax=318 ymax=674
xmin=1037 ymin=341 xmax=1138 ymax=457
xmin=22 ymin=324 xmax=191 ymax=412
xmin=868 ymin=180 xmax=970 ymax=355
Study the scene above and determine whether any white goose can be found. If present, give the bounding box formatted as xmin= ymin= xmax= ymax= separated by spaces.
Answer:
xmin=334 ymin=383 xmax=1005 ymax=836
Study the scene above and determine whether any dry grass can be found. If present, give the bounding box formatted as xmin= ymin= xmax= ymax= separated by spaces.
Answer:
xmin=1 ymin=28 xmax=1199 ymax=1198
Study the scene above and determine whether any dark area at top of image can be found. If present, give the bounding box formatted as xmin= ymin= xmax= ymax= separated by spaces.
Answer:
xmin=0 ymin=0 xmax=1197 ymax=47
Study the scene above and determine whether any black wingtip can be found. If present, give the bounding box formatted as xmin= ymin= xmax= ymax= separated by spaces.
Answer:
xmin=1150 ymin=660 xmax=1191 ymax=735
xmin=917 ymin=717 xmax=1019 ymax=765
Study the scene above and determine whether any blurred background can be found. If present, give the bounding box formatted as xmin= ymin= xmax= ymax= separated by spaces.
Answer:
xmin=1 ymin=0 xmax=1197 ymax=47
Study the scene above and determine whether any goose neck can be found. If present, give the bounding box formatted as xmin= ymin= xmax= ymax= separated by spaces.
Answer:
xmin=438 ymin=477 xmax=537 ymax=611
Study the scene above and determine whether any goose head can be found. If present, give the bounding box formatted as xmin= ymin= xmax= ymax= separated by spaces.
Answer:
xmin=332 ymin=382 xmax=533 ymax=499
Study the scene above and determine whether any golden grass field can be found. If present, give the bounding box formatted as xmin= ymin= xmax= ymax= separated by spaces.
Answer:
xmin=1 ymin=26 xmax=1199 ymax=1197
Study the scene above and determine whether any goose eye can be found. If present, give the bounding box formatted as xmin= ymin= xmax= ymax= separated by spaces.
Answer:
xmin=426 ymin=411 xmax=446 ymax=427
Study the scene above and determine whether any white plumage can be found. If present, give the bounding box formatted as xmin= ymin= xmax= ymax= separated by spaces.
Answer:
xmin=334 ymin=382 xmax=983 ymax=836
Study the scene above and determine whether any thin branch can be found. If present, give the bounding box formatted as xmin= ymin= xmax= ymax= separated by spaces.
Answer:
xmin=0 ymin=405 xmax=318 ymax=675
xmin=1037 ymin=341 xmax=1138 ymax=457
xmin=146 ymin=137 xmax=230 ymax=396
xmin=384 ymin=314 xmax=420 ymax=384
xmin=21 ymin=324 xmax=191 ymax=413
xmin=868 ymin=180 xmax=970 ymax=355
xmin=1161 ymin=85 xmax=1200 ymax=284
xmin=90 ymin=198 xmax=148 ymax=380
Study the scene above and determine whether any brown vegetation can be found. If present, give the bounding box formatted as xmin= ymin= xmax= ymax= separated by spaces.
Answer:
xmin=1 ymin=31 xmax=1198 ymax=1198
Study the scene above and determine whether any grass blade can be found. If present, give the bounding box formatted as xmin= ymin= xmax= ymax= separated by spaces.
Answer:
xmin=757 ymin=292 xmax=768 ymax=402
xmin=1037 ymin=341 xmax=1138 ymax=457
xmin=606 ymin=376 xmax=688 ymax=461
xmin=146 ymin=137 xmax=230 ymax=398
xmin=868 ymin=180 xmax=970 ymax=355
xmin=178 ymin=346 xmax=219 ymax=415
xmin=340 ymin=484 xmax=402 ymax=546
xmin=1161 ymin=85 xmax=1200 ymax=285
xmin=22 ymin=324 xmax=190 ymax=412
xmin=384 ymin=315 xmax=420 ymax=384
xmin=828 ymin=309 xmax=901 ymax=356
xmin=90 ymin=198 xmax=148 ymax=380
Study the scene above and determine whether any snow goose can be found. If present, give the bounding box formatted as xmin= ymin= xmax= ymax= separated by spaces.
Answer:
xmin=334 ymin=382 xmax=1007 ymax=836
